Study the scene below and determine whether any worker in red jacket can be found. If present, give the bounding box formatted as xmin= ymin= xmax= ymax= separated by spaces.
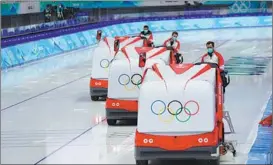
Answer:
xmin=201 ymin=41 xmax=229 ymax=93
xmin=201 ymin=41 xmax=225 ymax=71
xmin=139 ymin=25 xmax=154 ymax=47
xmin=163 ymin=31 xmax=183 ymax=64
xmin=163 ymin=31 xmax=181 ymax=52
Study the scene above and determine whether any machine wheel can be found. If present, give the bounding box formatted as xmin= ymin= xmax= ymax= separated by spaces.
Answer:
xmin=91 ymin=96 xmax=99 ymax=101
xmin=126 ymin=119 xmax=137 ymax=125
xmin=136 ymin=160 xmax=148 ymax=165
xmin=107 ymin=119 xmax=117 ymax=126
xmin=101 ymin=96 xmax=107 ymax=101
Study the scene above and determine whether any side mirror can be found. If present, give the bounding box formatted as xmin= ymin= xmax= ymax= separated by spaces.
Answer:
xmin=142 ymin=38 xmax=148 ymax=47
xmin=96 ymin=30 xmax=102 ymax=42
xmin=139 ymin=52 xmax=146 ymax=67
xmin=194 ymin=62 xmax=219 ymax=68
xmin=114 ymin=39 xmax=120 ymax=52
xmin=175 ymin=53 xmax=183 ymax=64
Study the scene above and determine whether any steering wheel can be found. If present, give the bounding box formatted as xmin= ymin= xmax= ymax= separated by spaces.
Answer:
xmin=195 ymin=62 xmax=231 ymax=86
xmin=194 ymin=62 xmax=219 ymax=68
xmin=166 ymin=46 xmax=174 ymax=50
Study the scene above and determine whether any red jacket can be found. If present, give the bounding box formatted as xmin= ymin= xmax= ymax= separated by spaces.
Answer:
xmin=201 ymin=51 xmax=224 ymax=70
xmin=163 ymin=38 xmax=181 ymax=52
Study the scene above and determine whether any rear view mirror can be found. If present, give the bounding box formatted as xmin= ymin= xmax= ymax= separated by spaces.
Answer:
xmin=139 ymin=52 xmax=146 ymax=68
xmin=114 ymin=39 xmax=120 ymax=52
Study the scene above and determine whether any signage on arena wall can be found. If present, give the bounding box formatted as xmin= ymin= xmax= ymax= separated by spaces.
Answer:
xmin=1 ymin=15 xmax=271 ymax=69
xmin=39 ymin=0 xmax=214 ymax=10
xmin=19 ymin=1 xmax=40 ymax=14
xmin=1 ymin=1 xmax=40 ymax=15
xmin=1 ymin=1 xmax=269 ymax=15
xmin=1 ymin=2 xmax=20 ymax=15
xmin=37 ymin=0 xmax=268 ymax=10
xmin=136 ymin=0 xmax=188 ymax=6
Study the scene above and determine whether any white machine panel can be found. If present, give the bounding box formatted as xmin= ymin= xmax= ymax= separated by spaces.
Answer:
xmin=91 ymin=37 xmax=143 ymax=79
xmin=137 ymin=66 xmax=217 ymax=134
xmin=107 ymin=47 xmax=171 ymax=99
xmin=108 ymin=59 xmax=142 ymax=99
xmin=116 ymin=46 xmax=140 ymax=60
xmin=143 ymin=64 xmax=216 ymax=86
xmin=119 ymin=37 xmax=144 ymax=49
xmin=142 ymin=64 xmax=176 ymax=83
xmin=91 ymin=43 xmax=114 ymax=79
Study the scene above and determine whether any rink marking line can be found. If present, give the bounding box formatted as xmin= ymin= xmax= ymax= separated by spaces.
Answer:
xmin=1 ymin=73 xmax=91 ymax=112
xmin=242 ymin=91 xmax=272 ymax=163
xmin=216 ymin=39 xmax=230 ymax=48
xmin=245 ymin=91 xmax=272 ymax=154
xmin=33 ymin=118 xmax=106 ymax=164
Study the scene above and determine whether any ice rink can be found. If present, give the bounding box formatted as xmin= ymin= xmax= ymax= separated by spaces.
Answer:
xmin=1 ymin=27 xmax=272 ymax=164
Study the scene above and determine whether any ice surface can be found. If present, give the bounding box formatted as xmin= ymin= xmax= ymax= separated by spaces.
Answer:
xmin=1 ymin=27 xmax=272 ymax=164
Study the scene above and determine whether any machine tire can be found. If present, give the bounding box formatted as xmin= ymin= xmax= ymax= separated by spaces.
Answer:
xmin=101 ymin=96 xmax=107 ymax=101
xmin=136 ymin=160 xmax=148 ymax=165
xmin=91 ymin=96 xmax=99 ymax=101
xmin=107 ymin=119 xmax=117 ymax=126
xmin=205 ymin=157 xmax=220 ymax=165
xmin=127 ymin=119 xmax=137 ymax=125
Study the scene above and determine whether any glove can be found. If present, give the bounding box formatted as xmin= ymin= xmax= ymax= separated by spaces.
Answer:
xmin=175 ymin=53 xmax=183 ymax=64
xmin=149 ymin=42 xmax=155 ymax=47
xmin=220 ymin=70 xmax=230 ymax=87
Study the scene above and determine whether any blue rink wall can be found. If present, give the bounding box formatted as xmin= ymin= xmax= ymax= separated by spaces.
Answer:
xmin=247 ymin=95 xmax=272 ymax=165
xmin=1 ymin=15 xmax=272 ymax=69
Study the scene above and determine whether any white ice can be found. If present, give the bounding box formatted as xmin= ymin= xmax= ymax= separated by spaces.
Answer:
xmin=1 ymin=27 xmax=272 ymax=164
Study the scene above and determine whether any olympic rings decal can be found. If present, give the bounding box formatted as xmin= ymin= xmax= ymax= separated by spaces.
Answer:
xmin=118 ymin=73 xmax=143 ymax=91
xmin=100 ymin=59 xmax=110 ymax=71
xmin=150 ymin=100 xmax=200 ymax=123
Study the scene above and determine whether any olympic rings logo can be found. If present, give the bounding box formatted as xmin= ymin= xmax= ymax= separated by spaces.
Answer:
xmin=118 ymin=73 xmax=142 ymax=91
xmin=100 ymin=59 xmax=110 ymax=71
xmin=230 ymin=1 xmax=251 ymax=13
xmin=150 ymin=100 xmax=200 ymax=123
